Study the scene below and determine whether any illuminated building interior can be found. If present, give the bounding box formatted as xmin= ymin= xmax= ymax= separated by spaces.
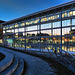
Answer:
xmin=1 ymin=1 xmax=75 ymax=52
xmin=0 ymin=20 xmax=5 ymax=43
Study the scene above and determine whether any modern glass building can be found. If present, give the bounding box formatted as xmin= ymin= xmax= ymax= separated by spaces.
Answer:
xmin=0 ymin=20 xmax=5 ymax=43
xmin=1 ymin=1 xmax=75 ymax=52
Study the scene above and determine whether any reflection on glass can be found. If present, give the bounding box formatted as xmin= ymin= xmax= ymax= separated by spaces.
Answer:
xmin=41 ymin=23 xmax=51 ymax=29
xmin=19 ymin=28 xmax=24 ymax=32
xmin=53 ymin=21 xmax=60 ymax=28
xmin=26 ymin=25 xmax=37 ymax=31
xmin=21 ymin=23 xmax=25 ymax=26
xmin=41 ymin=30 xmax=51 ymax=36
xmin=62 ymin=20 xmax=70 ymax=27
xmin=3 ymin=31 xmax=5 ymax=34
xmin=62 ymin=28 xmax=70 ymax=35
xmin=53 ymin=29 xmax=60 ymax=35
xmin=26 ymin=31 xmax=38 ymax=37
xmin=15 ymin=29 xmax=18 ymax=33
xmin=72 ymin=19 xmax=75 ymax=25
xmin=15 ymin=24 xmax=18 ymax=28
xmin=73 ymin=11 xmax=75 ymax=16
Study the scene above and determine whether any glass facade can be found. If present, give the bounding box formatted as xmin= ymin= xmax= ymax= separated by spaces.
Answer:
xmin=2 ymin=3 xmax=75 ymax=52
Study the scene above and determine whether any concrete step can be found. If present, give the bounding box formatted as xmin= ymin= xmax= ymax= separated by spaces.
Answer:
xmin=0 ymin=56 xmax=19 ymax=75
xmin=0 ymin=50 xmax=14 ymax=72
xmin=13 ymin=58 xmax=24 ymax=75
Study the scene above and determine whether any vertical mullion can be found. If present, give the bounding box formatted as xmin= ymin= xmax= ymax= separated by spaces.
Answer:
xmin=70 ymin=18 xmax=73 ymax=51
xmin=51 ymin=22 xmax=53 ymax=50
xmin=18 ymin=23 xmax=19 ymax=49
xmin=39 ymin=18 xmax=41 ymax=52
xmin=60 ymin=11 xmax=62 ymax=54
xmin=5 ymin=27 xmax=7 ymax=46
xmin=14 ymin=24 xmax=15 ymax=48
xmin=25 ymin=22 xmax=26 ymax=50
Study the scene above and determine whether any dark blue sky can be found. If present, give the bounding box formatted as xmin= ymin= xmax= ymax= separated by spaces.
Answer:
xmin=0 ymin=0 xmax=72 ymax=21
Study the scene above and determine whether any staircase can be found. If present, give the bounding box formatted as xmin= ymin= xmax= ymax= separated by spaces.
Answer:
xmin=0 ymin=50 xmax=24 ymax=75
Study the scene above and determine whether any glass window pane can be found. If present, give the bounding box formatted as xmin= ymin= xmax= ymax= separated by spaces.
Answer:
xmin=53 ymin=21 xmax=60 ymax=28
xmin=72 ymin=19 xmax=75 ymax=25
xmin=26 ymin=25 xmax=37 ymax=31
xmin=53 ymin=29 xmax=60 ymax=35
xmin=15 ymin=29 xmax=18 ymax=33
xmin=26 ymin=31 xmax=38 ymax=37
xmin=41 ymin=30 xmax=51 ymax=36
xmin=73 ymin=11 xmax=75 ymax=16
xmin=19 ymin=28 xmax=24 ymax=32
xmin=62 ymin=28 xmax=70 ymax=35
xmin=62 ymin=20 xmax=70 ymax=27
xmin=41 ymin=23 xmax=51 ymax=29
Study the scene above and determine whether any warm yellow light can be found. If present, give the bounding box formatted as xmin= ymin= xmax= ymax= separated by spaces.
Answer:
xmin=21 ymin=23 xmax=25 ymax=26
xmin=65 ymin=39 xmax=67 ymax=42
xmin=62 ymin=37 xmax=64 ymax=40
xmin=41 ymin=38 xmax=44 ymax=40
xmin=0 ymin=39 xmax=2 ymax=43
xmin=46 ymin=38 xmax=48 ymax=40
xmin=53 ymin=37 xmax=56 ymax=40
xmin=53 ymin=16 xmax=54 ymax=20
xmin=73 ymin=11 xmax=75 ymax=16
xmin=65 ymin=13 xmax=67 ymax=17
xmin=26 ymin=22 xmax=29 ymax=25
xmin=34 ymin=19 xmax=39 ymax=23
xmin=69 ymin=11 xmax=72 ymax=16
xmin=62 ymin=14 xmax=64 ymax=18
xmin=3 ymin=27 xmax=5 ymax=30
xmin=50 ymin=16 xmax=53 ymax=20
xmin=15 ymin=24 xmax=18 ymax=27
xmin=73 ymin=36 xmax=75 ymax=39
xmin=45 ymin=18 xmax=47 ymax=21
xmin=57 ymin=15 xmax=59 ymax=18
